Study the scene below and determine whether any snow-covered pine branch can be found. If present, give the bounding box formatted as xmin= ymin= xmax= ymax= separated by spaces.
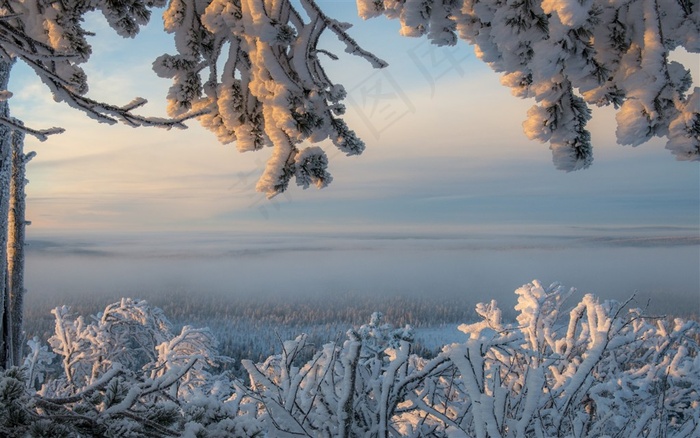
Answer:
xmin=0 ymin=115 xmax=63 ymax=141
xmin=357 ymin=0 xmax=700 ymax=168
xmin=0 ymin=0 xmax=205 ymax=139
xmin=155 ymin=0 xmax=387 ymax=197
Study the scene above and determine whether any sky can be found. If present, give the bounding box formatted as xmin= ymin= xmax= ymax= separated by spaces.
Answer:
xmin=6 ymin=2 xmax=700 ymax=315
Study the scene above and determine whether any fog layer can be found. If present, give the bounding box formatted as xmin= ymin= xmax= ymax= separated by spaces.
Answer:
xmin=25 ymin=227 xmax=699 ymax=320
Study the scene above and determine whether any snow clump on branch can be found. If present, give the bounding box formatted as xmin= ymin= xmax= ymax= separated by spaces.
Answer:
xmin=155 ymin=0 xmax=387 ymax=197
xmin=357 ymin=0 xmax=700 ymax=169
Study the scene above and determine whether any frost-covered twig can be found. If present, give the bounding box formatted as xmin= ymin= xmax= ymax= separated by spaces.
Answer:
xmin=0 ymin=116 xmax=64 ymax=141
xmin=38 ymin=365 xmax=124 ymax=405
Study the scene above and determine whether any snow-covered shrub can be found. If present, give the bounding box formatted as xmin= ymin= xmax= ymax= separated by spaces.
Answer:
xmin=237 ymin=281 xmax=699 ymax=437
xmin=240 ymin=312 xmax=431 ymax=437
xmin=442 ymin=280 xmax=700 ymax=437
xmin=44 ymin=298 xmax=222 ymax=399
xmin=20 ymin=298 xmax=236 ymax=437
xmin=3 ymin=282 xmax=698 ymax=436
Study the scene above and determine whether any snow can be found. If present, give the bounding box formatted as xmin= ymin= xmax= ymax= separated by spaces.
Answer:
xmin=0 ymin=0 xmax=698 ymax=433
xmin=357 ymin=0 xmax=385 ymax=20
xmin=541 ymin=0 xmax=593 ymax=28
xmin=3 ymin=279 xmax=697 ymax=435
xmin=361 ymin=0 xmax=698 ymax=165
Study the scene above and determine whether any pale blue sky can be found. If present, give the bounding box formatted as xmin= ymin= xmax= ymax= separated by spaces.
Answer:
xmin=8 ymin=3 xmax=698 ymax=235
xmin=7 ymin=2 xmax=699 ymax=314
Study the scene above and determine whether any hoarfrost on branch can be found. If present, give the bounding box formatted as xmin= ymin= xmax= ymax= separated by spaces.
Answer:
xmin=2 ymin=281 xmax=697 ymax=437
xmin=358 ymin=0 xmax=699 ymax=169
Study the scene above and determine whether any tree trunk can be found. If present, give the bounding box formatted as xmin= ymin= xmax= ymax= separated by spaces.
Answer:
xmin=8 ymin=127 xmax=29 ymax=366
xmin=0 ymin=58 xmax=13 ymax=369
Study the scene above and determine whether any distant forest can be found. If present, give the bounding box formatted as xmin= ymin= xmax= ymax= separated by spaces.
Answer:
xmin=24 ymin=289 xmax=484 ymax=374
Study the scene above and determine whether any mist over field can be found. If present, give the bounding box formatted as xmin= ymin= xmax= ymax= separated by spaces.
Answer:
xmin=24 ymin=226 xmax=699 ymax=321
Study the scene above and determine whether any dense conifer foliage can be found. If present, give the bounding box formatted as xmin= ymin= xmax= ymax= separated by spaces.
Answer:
xmin=358 ymin=0 xmax=699 ymax=169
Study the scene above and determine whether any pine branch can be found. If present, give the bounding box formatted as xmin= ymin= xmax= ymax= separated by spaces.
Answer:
xmin=0 ymin=116 xmax=64 ymax=141
xmin=299 ymin=0 xmax=388 ymax=69
xmin=38 ymin=365 xmax=124 ymax=405
xmin=0 ymin=18 xmax=205 ymax=132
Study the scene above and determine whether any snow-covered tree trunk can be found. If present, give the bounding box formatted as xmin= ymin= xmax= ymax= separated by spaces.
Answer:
xmin=0 ymin=0 xmax=210 ymax=370
xmin=338 ymin=336 xmax=361 ymax=438
xmin=0 ymin=58 xmax=13 ymax=370
xmin=7 ymin=128 xmax=30 ymax=367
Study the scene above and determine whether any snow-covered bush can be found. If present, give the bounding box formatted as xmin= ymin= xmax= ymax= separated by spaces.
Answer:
xmin=2 ymin=282 xmax=698 ymax=436
xmin=443 ymin=281 xmax=700 ymax=437
xmin=235 ymin=281 xmax=699 ymax=437
xmin=17 ymin=298 xmax=234 ymax=436
xmin=240 ymin=312 xmax=432 ymax=437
